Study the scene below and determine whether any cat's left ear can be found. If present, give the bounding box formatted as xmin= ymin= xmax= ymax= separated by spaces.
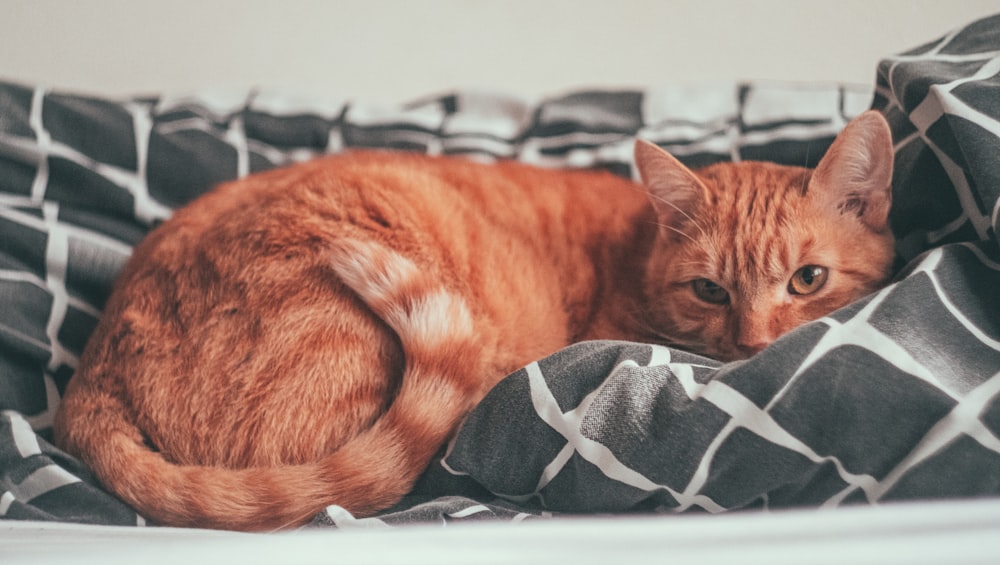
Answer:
xmin=634 ymin=139 xmax=709 ymax=235
xmin=810 ymin=110 xmax=894 ymax=232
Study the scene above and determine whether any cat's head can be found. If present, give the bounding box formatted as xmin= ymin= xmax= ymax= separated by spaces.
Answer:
xmin=634 ymin=110 xmax=895 ymax=361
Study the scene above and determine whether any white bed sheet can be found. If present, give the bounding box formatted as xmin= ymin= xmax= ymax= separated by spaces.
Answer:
xmin=3 ymin=498 xmax=999 ymax=565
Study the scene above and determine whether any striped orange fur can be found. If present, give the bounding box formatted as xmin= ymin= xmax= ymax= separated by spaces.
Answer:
xmin=54 ymin=111 xmax=895 ymax=531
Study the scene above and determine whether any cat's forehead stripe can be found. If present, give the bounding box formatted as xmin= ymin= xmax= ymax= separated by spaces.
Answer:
xmin=695 ymin=164 xmax=815 ymax=293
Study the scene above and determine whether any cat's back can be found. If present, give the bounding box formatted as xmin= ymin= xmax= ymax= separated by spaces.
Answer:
xmin=154 ymin=150 xmax=651 ymax=274
xmin=212 ymin=150 xmax=637 ymax=207
xmin=227 ymin=150 xmax=645 ymax=225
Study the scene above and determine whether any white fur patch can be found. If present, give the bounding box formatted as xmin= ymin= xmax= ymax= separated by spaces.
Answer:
xmin=330 ymin=240 xmax=474 ymax=346
xmin=390 ymin=290 xmax=474 ymax=347
xmin=330 ymin=239 xmax=418 ymax=305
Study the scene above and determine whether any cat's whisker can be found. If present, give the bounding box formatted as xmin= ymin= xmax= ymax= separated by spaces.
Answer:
xmin=643 ymin=189 xmax=710 ymax=240
xmin=799 ymin=141 xmax=811 ymax=195
xmin=268 ymin=517 xmax=302 ymax=533
xmin=647 ymin=219 xmax=697 ymax=244
xmin=620 ymin=305 xmax=692 ymax=349
xmin=623 ymin=180 xmax=710 ymax=240
xmin=617 ymin=299 xmax=714 ymax=357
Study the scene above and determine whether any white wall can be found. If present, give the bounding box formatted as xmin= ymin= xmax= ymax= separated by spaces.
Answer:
xmin=2 ymin=0 xmax=998 ymax=102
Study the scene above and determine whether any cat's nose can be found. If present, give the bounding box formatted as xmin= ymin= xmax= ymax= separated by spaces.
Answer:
xmin=735 ymin=316 xmax=775 ymax=357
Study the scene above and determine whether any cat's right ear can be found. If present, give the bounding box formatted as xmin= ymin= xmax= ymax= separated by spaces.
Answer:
xmin=633 ymin=139 xmax=708 ymax=237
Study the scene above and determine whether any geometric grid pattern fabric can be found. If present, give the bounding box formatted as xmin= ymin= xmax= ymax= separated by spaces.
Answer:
xmin=871 ymin=13 xmax=1000 ymax=258
xmin=427 ymin=243 xmax=1000 ymax=523
xmin=1 ymin=14 xmax=999 ymax=529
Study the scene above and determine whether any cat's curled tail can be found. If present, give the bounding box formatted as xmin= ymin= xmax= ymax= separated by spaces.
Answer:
xmin=63 ymin=239 xmax=482 ymax=531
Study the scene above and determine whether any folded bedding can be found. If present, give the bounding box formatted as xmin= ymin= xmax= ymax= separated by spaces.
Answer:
xmin=1 ymin=14 xmax=998 ymax=528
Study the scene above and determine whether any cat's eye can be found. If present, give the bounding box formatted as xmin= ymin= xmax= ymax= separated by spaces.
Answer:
xmin=788 ymin=265 xmax=829 ymax=295
xmin=692 ymin=278 xmax=730 ymax=304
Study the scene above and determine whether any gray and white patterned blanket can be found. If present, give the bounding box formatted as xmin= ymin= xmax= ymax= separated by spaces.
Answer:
xmin=1 ymin=14 xmax=998 ymax=528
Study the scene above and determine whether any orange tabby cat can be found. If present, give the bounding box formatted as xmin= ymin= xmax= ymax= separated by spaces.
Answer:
xmin=54 ymin=110 xmax=895 ymax=531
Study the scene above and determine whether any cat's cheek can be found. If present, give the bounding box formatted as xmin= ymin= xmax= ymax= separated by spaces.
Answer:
xmin=795 ymin=286 xmax=863 ymax=323
xmin=681 ymin=303 xmax=731 ymax=356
